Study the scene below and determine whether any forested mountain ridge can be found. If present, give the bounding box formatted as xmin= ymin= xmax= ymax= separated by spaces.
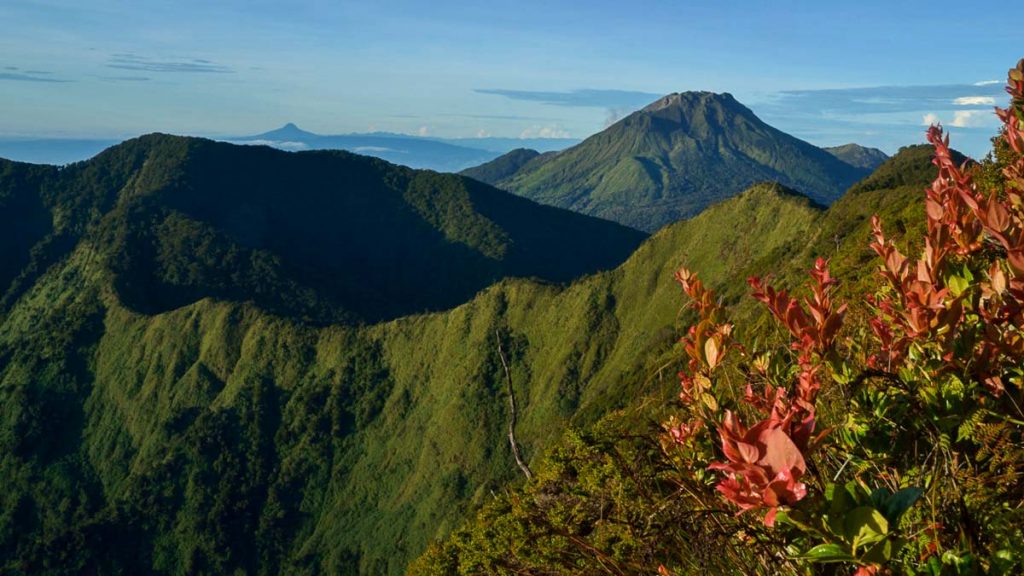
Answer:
xmin=0 ymin=134 xmax=645 ymax=325
xmin=0 ymin=138 xmax=950 ymax=575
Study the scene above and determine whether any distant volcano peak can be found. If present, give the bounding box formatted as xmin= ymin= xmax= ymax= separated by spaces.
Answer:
xmin=256 ymin=122 xmax=318 ymax=140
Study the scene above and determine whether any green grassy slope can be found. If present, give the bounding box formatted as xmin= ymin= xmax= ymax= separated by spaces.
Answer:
xmin=408 ymin=144 xmax=957 ymax=575
xmin=0 ymin=176 xmax=820 ymax=573
xmin=493 ymin=92 xmax=869 ymax=232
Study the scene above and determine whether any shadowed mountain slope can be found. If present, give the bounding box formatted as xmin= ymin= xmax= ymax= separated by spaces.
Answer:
xmin=0 ymin=135 xmax=645 ymax=324
xmin=458 ymin=148 xmax=543 ymax=185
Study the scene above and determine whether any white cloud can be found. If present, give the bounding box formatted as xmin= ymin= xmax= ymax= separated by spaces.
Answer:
xmin=974 ymin=80 xmax=1001 ymax=86
xmin=922 ymin=113 xmax=939 ymax=126
xmin=476 ymin=128 xmax=491 ymax=138
xmin=232 ymin=139 xmax=308 ymax=150
xmin=519 ymin=124 xmax=571 ymax=139
xmin=954 ymin=96 xmax=996 ymax=106
xmin=951 ymin=110 xmax=987 ymax=128
xmin=416 ymin=125 xmax=430 ymax=137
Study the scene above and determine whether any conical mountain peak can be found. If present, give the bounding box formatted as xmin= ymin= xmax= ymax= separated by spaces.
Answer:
xmin=254 ymin=122 xmax=319 ymax=140
xmin=640 ymin=91 xmax=739 ymax=113
xmin=484 ymin=92 xmax=870 ymax=232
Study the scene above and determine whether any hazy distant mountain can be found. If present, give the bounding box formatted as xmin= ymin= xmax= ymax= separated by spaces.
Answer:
xmin=488 ymin=92 xmax=871 ymax=232
xmin=434 ymin=136 xmax=579 ymax=153
xmin=0 ymin=124 xmax=579 ymax=170
xmin=228 ymin=124 xmax=497 ymax=171
xmin=228 ymin=124 xmax=580 ymax=172
xmin=824 ymin=143 xmax=889 ymax=170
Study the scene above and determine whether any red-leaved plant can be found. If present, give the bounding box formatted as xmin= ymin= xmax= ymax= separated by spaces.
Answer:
xmin=660 ymin=59 xmax=1024 ymax=576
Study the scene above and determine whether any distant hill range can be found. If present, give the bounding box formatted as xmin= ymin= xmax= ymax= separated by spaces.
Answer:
xmin=461 ymin=92 xmax=873 ymax=232
xmin=824 ymin=143 xmax=889 ymax=170
xmin=0 ymin=125 xmax=579 ymax=171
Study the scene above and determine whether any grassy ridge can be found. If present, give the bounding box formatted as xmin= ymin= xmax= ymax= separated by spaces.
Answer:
xmin=0 ymin=138 xmax=946 ymax=574
xmin=408 ymin=145 xmax=954 ymax=576
xmin=1 ymin=174 xmax=821 ymax=573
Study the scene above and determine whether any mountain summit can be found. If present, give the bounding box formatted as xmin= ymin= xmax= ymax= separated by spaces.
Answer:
xmin=252 ymin=122 xmax=319 ymax=141
xmin=472 ymin=91 xmax=870 ymax=231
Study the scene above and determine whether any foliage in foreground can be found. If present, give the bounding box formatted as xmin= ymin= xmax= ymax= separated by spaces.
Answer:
xmin=414 ymin=60 xmax=1024 ymax=576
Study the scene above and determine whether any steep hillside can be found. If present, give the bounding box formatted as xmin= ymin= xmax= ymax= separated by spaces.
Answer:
xmin=410 ymin=144 xmax=956 ymax=575
xmin=0 ymin=174 xmax=821 ymax=573
xmin=0 ymin=135 xmax=645 ymax=324
xmin=824 ymin=142 xmax=889 ymax=170
xmin=492 ymin=92 xmax=869 ymax=231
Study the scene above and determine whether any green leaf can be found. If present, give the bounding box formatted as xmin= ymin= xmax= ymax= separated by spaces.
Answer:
xmin=860 ymin=538 xmax=892 ymax=564
xmin=879 ymin=487 xmax=923 ymax=524
xmin=991 ymin=549 xmax=1018 ymax=576
xmin=947 ymin=272 xmax=969 ymax=296
xmin=843 ymin=506 xmax=888 ymax=554
xmin=798 ymin=543 xmax=855 ymax=563
xmin=828 ymin=483 xmax=858 ymax=535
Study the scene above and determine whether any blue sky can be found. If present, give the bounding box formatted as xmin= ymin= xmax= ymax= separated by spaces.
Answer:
xmin=0 ymin=0 xmax=1019 ymax=157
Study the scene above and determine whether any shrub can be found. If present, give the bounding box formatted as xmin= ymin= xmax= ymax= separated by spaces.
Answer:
xmin=660 ymin=59 xmax=1024 ymax=576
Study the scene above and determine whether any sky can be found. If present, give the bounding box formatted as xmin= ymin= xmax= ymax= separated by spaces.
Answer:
xmin=0 ymin=0 xmax=1020 ymax=157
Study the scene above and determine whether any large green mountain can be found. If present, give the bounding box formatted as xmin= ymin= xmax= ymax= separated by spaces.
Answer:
xmin=476 ymin=91 xmax=870 ymax=232
xmin=0 ymin=139 xmax=944 ymax=575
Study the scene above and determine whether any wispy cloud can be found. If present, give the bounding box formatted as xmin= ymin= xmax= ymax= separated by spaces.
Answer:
xmin=951 ymin=110 xmax=992 ymax=128
xmin=520 ymin=124 xmax=571 ymax=138
xmin=107 ymin=53 xmax=233 ymax=73
xmin=0 ymin=70 xmax=71 ymax=83
xmin=476 ymin=88 xmax=663 ymax=109
xmin=440 ymin=113 xmax=560 ymax=121
xmin=769 ymin=83 xmax=1006 ymax=115
xmin=922 ymin=110 xmax=995 ymax=129
xmin=230 ymin=139 xmax=308 ymax=151
xmin=99 ymin=75 xmax=151 ymax=82
xmin=954 ymin=96 xmax=996 ymax=106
